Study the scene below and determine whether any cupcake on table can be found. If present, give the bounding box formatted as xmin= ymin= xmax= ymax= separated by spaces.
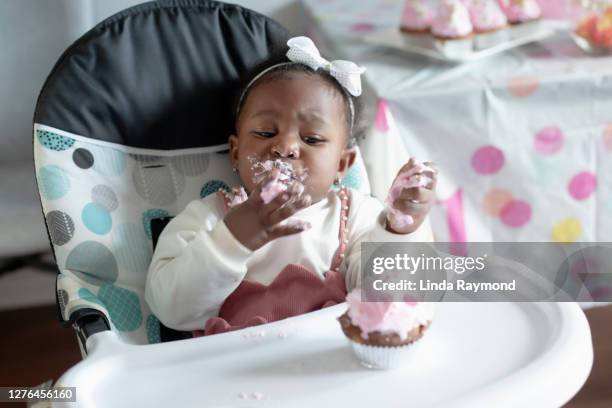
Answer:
xmin=338 ymin=289 xmax=434 ymax=369
xmin=498 ymin=0 xmax=542 ymax=37
xmin=431 ymin=0 xmax=474 ymax=56
xmin=468 ymin=0 xmax=509 ymax=48
xmin=400 ymin=0 xmax=433 ymax=34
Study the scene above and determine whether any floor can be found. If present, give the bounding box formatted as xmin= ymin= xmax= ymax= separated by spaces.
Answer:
xmin=0 ymin=271 xmax=610 ymax=406
xmin=0 ymin=266 xmax=56 ymax=310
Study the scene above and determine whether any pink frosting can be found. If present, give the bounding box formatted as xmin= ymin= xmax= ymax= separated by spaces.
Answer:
xmin=386 ymin=208 xmax=415 ymax=229
xmin=469 ymin=0 xmax=507 ymax=31
xmin=400 ymin=0 xmax=433 ymax=31
xmin=499 ymin=0 xmax=541 ymax=23
xmin=345 ymin=290 xmax=434 ymax=340
xmin=384 ymin=160 xmax=435 ymax=229
xmin=228 ymin=186 xmax=248 ymax=207
xmin=282 ymin=219 xmax=312 ymax=230
xmin=261 ymin=177 xmax=288 ymax=204
xmin=431 ymin=0 xmax=473 ymax=38
xmin=250 ymin=159 xmax=307 ymax=204
xmin=253 ymin=159 xmax=295 ymax=183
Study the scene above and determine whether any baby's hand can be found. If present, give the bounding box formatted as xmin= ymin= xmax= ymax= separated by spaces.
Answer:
xmin=385 ymin=158 xmax=438 ymax=234
xmin=224 ymin=169 xmax=312 ymax=251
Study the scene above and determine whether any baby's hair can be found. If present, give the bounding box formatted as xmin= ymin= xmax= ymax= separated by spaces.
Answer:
xmin=233 ymin=52 xmax=363 ymax=148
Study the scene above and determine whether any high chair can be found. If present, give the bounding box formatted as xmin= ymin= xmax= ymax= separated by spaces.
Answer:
xmin=33 ymin=0 xmax=372 ymax=352
xmin=35 ymin=1 xmax=592 ymax=406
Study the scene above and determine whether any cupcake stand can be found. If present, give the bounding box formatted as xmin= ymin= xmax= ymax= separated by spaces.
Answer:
xmin=54 ymin=302 xmax=592 ymax=407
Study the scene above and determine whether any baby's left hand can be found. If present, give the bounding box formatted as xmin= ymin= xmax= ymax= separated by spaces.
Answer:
xmin=385 ymin=158 xmax=438 ymax=234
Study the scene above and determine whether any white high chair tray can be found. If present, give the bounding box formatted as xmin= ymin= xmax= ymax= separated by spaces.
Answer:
xmin=55 ymin=302 xmax=592 ymax=408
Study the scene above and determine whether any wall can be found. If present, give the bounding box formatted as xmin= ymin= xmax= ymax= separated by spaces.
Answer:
xmin=0 ymin=0 xmax=302 ymax=163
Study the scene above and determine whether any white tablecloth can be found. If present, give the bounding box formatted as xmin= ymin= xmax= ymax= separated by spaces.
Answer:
xmin=301 ymin=0 xmax=612 ymax=250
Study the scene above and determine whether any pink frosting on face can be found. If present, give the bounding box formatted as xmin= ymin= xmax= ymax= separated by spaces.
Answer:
xmin=250 ymin=159 xmax=307 ymax=204
xmin=431 ymin=0 xmax=473 ymax=38
xmin=499 ymin=0 xmax=541 ymax=23
xmin=253 ymin=159 xmax=296 ymax=183
xmin=400 ymin=0 xmax=433 ymax=31
xmin=469 ymin=0 xmax=507 ymax=31
xmin=345 ymin=290 xmax=434 ymax=340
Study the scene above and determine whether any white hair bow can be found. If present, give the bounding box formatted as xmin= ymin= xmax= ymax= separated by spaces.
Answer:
xmin=286 ymin=37 xmax=366 ymax=97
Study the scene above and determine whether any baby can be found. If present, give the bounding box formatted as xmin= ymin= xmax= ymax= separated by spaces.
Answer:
xmin=145 ymin=37 xmax=437 ymax=336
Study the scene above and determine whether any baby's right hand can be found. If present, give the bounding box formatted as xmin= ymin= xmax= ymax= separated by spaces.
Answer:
xmin=223 ymin=169 xmax=312 ymax=251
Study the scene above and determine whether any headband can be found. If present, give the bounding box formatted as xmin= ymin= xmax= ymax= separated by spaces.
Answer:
xmin=236 ymin=36 xmax=366 ymax=129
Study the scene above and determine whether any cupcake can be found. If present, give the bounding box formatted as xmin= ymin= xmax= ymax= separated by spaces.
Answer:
xmin=399 ymin=0 xmax=433 ymax=34
xmin=498 ymin=0 xmax=542 ymax=38
xmin=469 ymin=0 xmax=509 ymax=49
xmin=338 ymin=289 xmax=434 ymax=369
xmin=431 ymin=0 xmax=474 ymax=57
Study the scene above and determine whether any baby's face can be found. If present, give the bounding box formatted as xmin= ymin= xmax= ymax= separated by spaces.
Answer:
xmin=230 ymin=74 xmax=354 ymax=203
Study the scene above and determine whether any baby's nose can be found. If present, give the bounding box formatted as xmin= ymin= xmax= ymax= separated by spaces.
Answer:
xmin=271 ymin=140 xmax=299 ymax=159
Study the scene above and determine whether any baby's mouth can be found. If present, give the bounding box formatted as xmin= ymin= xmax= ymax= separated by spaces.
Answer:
xmin=248 ymin=156 xmax=309 ymax=204
xmin=249 ymin=156 xmax=308 ymax=185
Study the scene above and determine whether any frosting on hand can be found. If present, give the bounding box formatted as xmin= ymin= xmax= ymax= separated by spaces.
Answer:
xmin=228 ymin=186 xmax=248 ymax=207
xmin=261 ymin=175 xmax=289 ymax=204
xmin=385 ymin=160 xmax=435 ymax=230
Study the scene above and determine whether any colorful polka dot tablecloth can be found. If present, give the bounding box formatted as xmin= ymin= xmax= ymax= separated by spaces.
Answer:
xmin=301 ymin=0 xmax=612 ymax=243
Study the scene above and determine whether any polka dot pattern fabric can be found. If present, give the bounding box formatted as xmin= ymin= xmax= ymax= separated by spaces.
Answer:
xmin=98 ymin=284 xmax=143 ymax=332
xmin=46 ymin=210 xmax=75 ymax=246
xmin=427 ymin=122 xmax=611 ymax=244
xmin=200 ymin=180 xmax=230 ymax=198
xmin=146 ymin=315 xmax=162 ymax=344
xmin=36 ymin=130 xmax=75 ymax=151
xmin=34 ymin=124 xmax=371 ymax=344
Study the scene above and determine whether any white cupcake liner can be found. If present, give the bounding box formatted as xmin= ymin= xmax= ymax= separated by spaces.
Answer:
xmin=349 ymin=338 xmax=423 ymax=369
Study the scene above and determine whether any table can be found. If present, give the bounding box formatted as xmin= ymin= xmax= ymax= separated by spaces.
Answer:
xmin=55 ymin=302 xmax=592 ymax=407
xmin=300 ymin=0 xmax=612 ymax=249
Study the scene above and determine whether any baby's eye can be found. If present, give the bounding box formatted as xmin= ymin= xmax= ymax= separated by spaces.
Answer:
xmin=253 ymin=131 xmax=276 ymax=138
xmin=303 ymin=135 xmax=325 ymax=145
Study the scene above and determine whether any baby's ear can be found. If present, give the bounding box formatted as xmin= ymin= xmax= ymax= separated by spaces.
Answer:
xmin=337 ymin=147 xmax=357 ymax=179
xmin=229 ymin=134 xmax=239 ymax=168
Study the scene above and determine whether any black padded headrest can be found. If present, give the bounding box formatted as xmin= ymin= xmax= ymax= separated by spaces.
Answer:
xmin=34 ymin=0 xmax=289 ymax=150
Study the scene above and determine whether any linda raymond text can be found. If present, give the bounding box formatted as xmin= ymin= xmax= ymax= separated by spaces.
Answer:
xmin=372 ymin=279 xmax=517 ymax=293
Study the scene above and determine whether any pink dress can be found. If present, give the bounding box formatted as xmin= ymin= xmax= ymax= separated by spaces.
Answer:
xmin=193 ymin=188 xmax=351 ymax=336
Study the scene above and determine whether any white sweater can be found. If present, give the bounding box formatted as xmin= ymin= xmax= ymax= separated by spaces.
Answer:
xmin=145 ymin=188 xmax=434 ymax=331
